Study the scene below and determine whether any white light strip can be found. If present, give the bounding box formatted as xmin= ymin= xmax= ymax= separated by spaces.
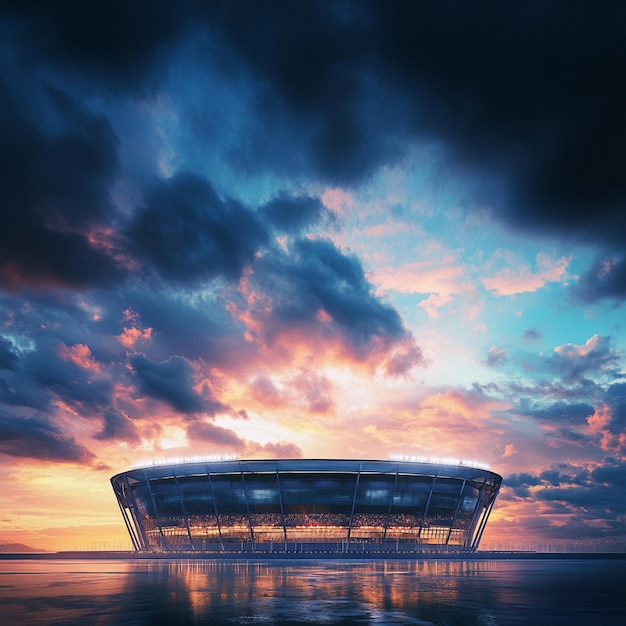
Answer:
xmin=389 ymin=454 xmax=489 ymax=469
xmin=132 ymin=454 xmax=238 ymax=469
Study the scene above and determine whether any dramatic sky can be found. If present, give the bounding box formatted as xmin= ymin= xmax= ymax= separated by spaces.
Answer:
xmin=1 ymin=1 xmax=625 ymax=551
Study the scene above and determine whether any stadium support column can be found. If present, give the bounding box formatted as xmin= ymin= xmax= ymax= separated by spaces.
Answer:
xmin=472 ymin=489 xmax=498 ymax=551
xmin=347 ymin=461 xmax=362 ymax=543
xmin=465 ymin=471 xmax=489 ymax=550
xmin=445 ymin=475 xmax=468 ymax=547
xmin=240 ymin=464 xmax=254 ymax=545
xmin=172 ymin=469 xmax=195 ymax=551
xmin=116 ymin=499 xmax=140 ymax=551
xmin=275 ymin=462 xmax=287 ymax=550
xmin=111 ymin=476 xmax=143 ymax=551
xmin=383 ymin=467 xmax=400 ymax=543
xmin=143 ymin=469 xmax=169 ymax=551
xmin=205 ymin=467 xmax=225 ymax=551
xmin=419 ymin=468 xmax=439 ymax=545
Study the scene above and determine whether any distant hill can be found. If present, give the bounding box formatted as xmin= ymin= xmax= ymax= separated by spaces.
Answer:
xmin=0 ymin=542 xmax=49 ymax=553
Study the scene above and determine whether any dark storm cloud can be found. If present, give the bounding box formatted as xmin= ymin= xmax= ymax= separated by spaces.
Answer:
xmin=1 ymin=0 xmax=189 ymax=96
xmin=504 ymin=460 xmax=626 ymax=539
xmin=121 ymin=287 xmax=244 ymax=364
xmin=601 ymin=383 xmax=626 ymax=444
xmin=127 ymin=175 xmax=332 ymax=286
xmin=535 ymin=478 xmax=626 ymax=517
xmin=499 ymin=335 xmax=619 ymax=408
xmin=548 ymin=335 xmax=619 ymax=383
xmin=545 ymin=427 xmax=594 ymax=449
xmin=252 ymin=237 xmax=413 ymax=358
xmin=508 ymin=378 xmax=601 ymax=403
xmin=370 ymin=3 xmax=626 ymax=229
xmin=128 ymin=173 xmax=268 ymax=284
xmin=260 ymin=194 xmax=329 ymax=234
xmin=495 ymin=352 xmax=626 ymax=456
xmin=591 ymin=457 xmax=626 ymax=486
xmin=0 ymin=413 xmax=96 ymax=464
xmin=0 ymin=368 xmax=49 ymax=412
xmin=196 ymin=0 xmax=405 ymax=186
xmin=0 ymin=337 xmax=18 ymax=370
xmin=605 ymin=383 xmax=626 ymax=423
xmin=0 ymin=375 xmax=41 ymax=411
xmin=3 ymin=2 xmax=624 ymax=300
xmin=0 ymin=80 xmax=122 ymax=289
xmin=0 ymin=287 xmax=241 ymax=427
xmin=0 ymin=333 xmax=110 ymax=414
xmin=32 ymin=367 xmax=110 ymax=412
xmin=518 ymin=402 xmax=595 ymax=425
xmin=130 ymin=354 xmax=222 ymax=415
xmin=3 ymin=2 xmax=626 ymax=280
xmin=496 ymin=340 xmax=625 ymax=452
xmin=289 ymin=238 xmax=406 ymax=343
xmin=199 ymin=4 xmax=624 ymax=221
xmin=22 ymin=342 xmax=111 ymax=411
xmin=503 ymin=472 xmax=541 ymax=498
xmin=193 ymin=2 xmax=626 ymax=299
xmin=577 ymin=256 xmax=626 ymax=303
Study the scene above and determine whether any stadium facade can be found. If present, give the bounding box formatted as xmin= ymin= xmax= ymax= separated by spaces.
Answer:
xmin=110 ymin=458 xmax=502 ymax=553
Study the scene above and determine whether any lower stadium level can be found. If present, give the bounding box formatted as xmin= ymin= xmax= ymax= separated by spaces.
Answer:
xmin=110 ymin=459 xmax=502 ymax=553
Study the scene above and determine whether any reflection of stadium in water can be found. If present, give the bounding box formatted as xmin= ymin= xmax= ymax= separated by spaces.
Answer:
xmin=4 ymin=560 xmax=625 ymax=624
xmin=134 ymin=560 xmax=481 ymax=619
xmin=111 ymin=459 xmax=502 ymax=553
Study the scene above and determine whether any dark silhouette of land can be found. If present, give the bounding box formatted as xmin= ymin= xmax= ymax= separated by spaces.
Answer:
xmin=0 ymin=542 xmax=49 ymax=553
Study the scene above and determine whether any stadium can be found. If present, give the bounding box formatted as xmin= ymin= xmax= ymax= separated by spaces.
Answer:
xmin=110 ymin=458 xmax=502 ymax=553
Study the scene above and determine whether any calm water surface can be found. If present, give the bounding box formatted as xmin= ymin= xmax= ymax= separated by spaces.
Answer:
xmin=1 ymin=558 xmax=624 ymax=625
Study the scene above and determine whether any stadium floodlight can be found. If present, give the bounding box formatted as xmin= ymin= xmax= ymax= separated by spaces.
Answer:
xmin=132 ymin=454 xmax=238 ymax=469
xmin=388 ymin=454 xmax=490 ymax=469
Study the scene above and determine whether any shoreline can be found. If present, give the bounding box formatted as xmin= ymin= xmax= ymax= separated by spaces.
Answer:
xmin=2 ymin=550 xmax=625 ymax=561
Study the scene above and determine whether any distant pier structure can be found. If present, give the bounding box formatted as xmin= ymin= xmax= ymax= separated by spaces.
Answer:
xmin=111 ymin=458 xmax=502 ymax=553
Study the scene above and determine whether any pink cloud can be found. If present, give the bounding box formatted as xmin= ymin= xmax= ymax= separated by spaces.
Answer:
xmin=418 ymin=389 xmax=495 ymax=422
xmin=363 ymin=221 xmax=422 ymax=239
xmin=501 ymin=443 xmax=518 ymax=458
xmin=382 ymin=340 xmax=425 ymax=375
xmin=587 ymin=404 xmax=623 ymax=453
xmin=245 ymin=440 xmax=303 ymax=459
xmin=554 ymin=333 xmax=602 ymax=359
xmin=117 ymin=308 xmax=153 ymax=348
xmin=86 ymin=225 xmax=138 ymax=271
xmin=249 ymin=375 xmax=285 ymax=408
xmin=288 ymin=369 xmax=335 ymax=414
xmin=327 ymin=386 xmax=514 ymax=470
xmin=418 ymin=293 xmax=454 ymax=319
xmin=486 ymin=345 xmax=507 ymax=367
xmin=57 ymin=343 xmax=101 ymax=374
xmin=320 ymin=188 xmax=354 ymax=215
xmin=374 ymin=262 xmax=466 ymax=295
xmin=230 ymin=290 xmax=423 ymax=378
xmin=117 ymin=326 xmax=153 ymax=348
xmin=482 ymin=252 xmax=570 ymax=296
